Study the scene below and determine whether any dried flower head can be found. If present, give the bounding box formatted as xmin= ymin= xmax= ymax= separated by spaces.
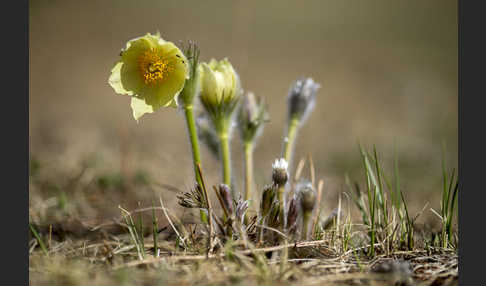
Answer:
xmin=109 ymin=32 xmax=189 ymax=120
xmin=177 ymin=183 xmax=207 ymax=209
xmin=287 ymin=77 xmax=320 ymax=124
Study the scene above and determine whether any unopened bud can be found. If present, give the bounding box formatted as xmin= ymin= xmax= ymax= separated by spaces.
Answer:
xmin=287 ymin=77 xmax=320 ymax=124
xmin=286 ymin=196 xmax=299 ymax=231
xmin=218 ymin=184 xmax=234 ymax=215
xmin=237 ymin=92 xmax=268 ymax=143
xmin=297 ymin=182 xmax=316 ymax=214
xmin=260 ymin=184 xmax=275 ymax=218
xmin=235 ymin=199 xmax=249 ymax=224
xmin=267 ymin=201 xmax=281 ymax=228
xmin=199 ymin=58 xmax=242 ymax=133
xmin=272 ymin=158 xmax=289 ymax=187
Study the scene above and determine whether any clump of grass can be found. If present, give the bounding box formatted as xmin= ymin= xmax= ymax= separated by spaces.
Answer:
xmin=430 ymin=144 xmax=459 ymax=249
xmin=347 ymin=144 xmax=421 ymax=257
xmin=119 ymin=206 xmax=146 ymax=260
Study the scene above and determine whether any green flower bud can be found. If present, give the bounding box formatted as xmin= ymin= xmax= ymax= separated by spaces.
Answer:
xmin=199 ymin=58 xmax=242 ymax=132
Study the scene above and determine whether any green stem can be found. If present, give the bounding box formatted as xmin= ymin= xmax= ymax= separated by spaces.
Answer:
xmin=243 ymin=141 xmax=254 ymax=202
xmin=183 ymin=105 xmax=203 ymax=186
xmin=277 ymin=185 xmax=285 ymax=230
xmin=301 ymin=212 xmax=311 ymax=240
xmin=282 ymin=117 xmax=300 ymax=165
xmin=280 ymin=118 xmax=299 ymax=232
xmin=219 ymin=133 xmax=231 ymax=186
xmin=183 ymin=105 xmax=206 ymax=222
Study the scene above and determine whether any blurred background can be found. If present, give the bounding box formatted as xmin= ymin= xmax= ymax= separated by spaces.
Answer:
xmin=29 ymin=0 xmax=457 ymax=229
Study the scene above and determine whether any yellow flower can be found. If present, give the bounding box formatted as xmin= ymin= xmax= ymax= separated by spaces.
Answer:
xmin=109 ymin=33 xmax=189 ymax=120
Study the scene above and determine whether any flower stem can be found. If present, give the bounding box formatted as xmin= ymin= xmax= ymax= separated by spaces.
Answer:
xmin=279 ymin=117 xmax=299 ymax=231
xmin=282 ymin=117 xmax=300 ymax=167
xmin=219 ymin=133 xmax=231 ymax=187
xmin=243 ymin=141 xmax=254 ymax=202
xmin=277 ymin=185 xmax=285 ymax=231
xmin=183 ymin=105 xmax=206 ymax=223
xmin=301 ymin=212 xmax=311 ymax=240
xmin=183 ymin=105 xmax=203 ymax=186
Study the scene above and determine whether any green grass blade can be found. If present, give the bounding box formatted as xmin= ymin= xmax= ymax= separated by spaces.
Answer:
xmin=445 ymin=168 xmax=456 ymax=216
xmin=345 ymin=174 xmax=369 ymax=225
xmin=446 ymin=181 xmax=459 ymax=240
xmin=441 ymin=142 xmax=448 ymax=218
xmin=29 ymin=223 xmax=48 ymax=256
xmin=152 ymin=200 xmax=158 ymax=257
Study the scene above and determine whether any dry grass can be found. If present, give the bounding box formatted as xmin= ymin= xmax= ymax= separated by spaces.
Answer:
xmin=29 ymin=155 xmax=458 ymax=286
xmin=29 ymin=228 xmax=457 ymax=286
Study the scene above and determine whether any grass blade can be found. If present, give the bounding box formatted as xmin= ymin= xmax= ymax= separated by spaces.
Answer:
xmin=29 ymin=223 xmax=48 ymax=256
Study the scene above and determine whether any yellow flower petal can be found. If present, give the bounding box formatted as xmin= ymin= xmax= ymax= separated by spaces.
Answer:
xmin=108 ymin=61 xmax=134 ymax=96
xmin=130 ymin=97 xmax=155 ymax=121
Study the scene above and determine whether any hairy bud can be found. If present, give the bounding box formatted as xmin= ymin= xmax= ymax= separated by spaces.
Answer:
xmin=297 ymin=181 xmax=316 ymax=214
xmin=287 ymin=77 xmax=320 ymax=124
xmin=272 ymin=158 xmax=289 ymax=187
xmin=260 ymin=184 xmax=276 ymax=219
xmin=218 ymin=184 xmax=234 ymax=215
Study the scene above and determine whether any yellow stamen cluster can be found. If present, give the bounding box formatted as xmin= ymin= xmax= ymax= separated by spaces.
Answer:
xmin=138 ymin=48 xmax=174 ymax=85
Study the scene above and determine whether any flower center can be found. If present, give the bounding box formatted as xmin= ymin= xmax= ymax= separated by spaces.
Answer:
xmin=138 ymin=48 xmax=174 ymax=85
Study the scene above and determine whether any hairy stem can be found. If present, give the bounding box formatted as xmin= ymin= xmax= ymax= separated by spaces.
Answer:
xmin=282 ymin=117 xmax=300 ymax=167
xmin=184 ymin=105 xmax=203 ymax=186
xmin=302 ymin=212 xmax=311 ymax=240
xmin=244 ymin=141 xmax=254 ymax=201
xmin=277 ymin=185 xmax=285 ymax=230
xmin=219 ymin=133 xmax=231 ymax=186
xmin=183 ymin=105 xmax=206 ymax=222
